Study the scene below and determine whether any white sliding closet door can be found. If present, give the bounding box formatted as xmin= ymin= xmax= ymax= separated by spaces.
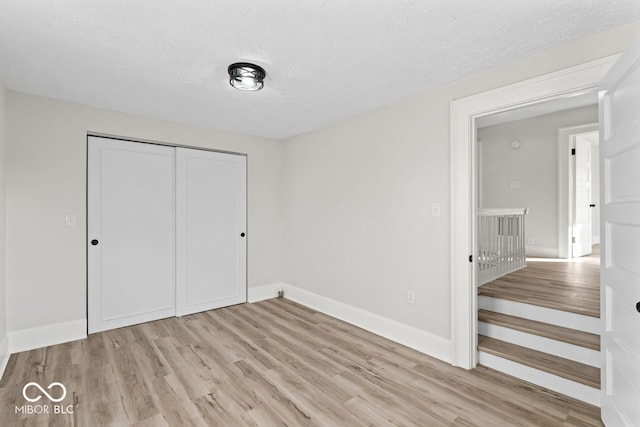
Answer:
xmin=176 ymin=148 xmax=247 ymax=316
xmin=88 ymin=137 xmax=176 ymax=333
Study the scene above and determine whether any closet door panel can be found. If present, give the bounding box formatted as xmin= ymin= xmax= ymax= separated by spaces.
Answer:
xmin=88 ymin=137 xmax=176 ymax=333
xmin=176 ymin=148 xmax=247 ymax=316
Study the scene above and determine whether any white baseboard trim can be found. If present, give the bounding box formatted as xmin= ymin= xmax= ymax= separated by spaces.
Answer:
xmin=525 ymin=246 xmax=558 ymax=258
xmin=9 ymin=319 xmax=87 ymax=354
xmin=478 ymin=322 xmax=600 ymax=367
xmin=281 ymin=283 xmax=451 ymax=364
xmin=248 ymin=282 xmax=284 ymax=303
xmin=479 ymin=296 xmax=600 ymax=334
xmin=479 ymin=351 xmax=600 ymax=407
xmin=0 ymin=335 xmax=9 ymax=381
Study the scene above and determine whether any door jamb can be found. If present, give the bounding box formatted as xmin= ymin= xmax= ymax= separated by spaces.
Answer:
xmin=450 ymin=55 xmax=619 ymax=369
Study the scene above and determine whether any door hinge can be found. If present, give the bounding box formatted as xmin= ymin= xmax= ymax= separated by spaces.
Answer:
xmin=469 ymin=255 xmax=473 ymax=262
xmin=572 ymin=236 xmax=576 ymax=243
xmin=571 ymin=148 xmax=576 ymax=155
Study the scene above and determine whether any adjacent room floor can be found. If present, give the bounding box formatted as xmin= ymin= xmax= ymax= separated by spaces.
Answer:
xmin=479 ymin=246 xmax=600 ymax=318
xmin=0 ymin=299 xmax=601 ymax=426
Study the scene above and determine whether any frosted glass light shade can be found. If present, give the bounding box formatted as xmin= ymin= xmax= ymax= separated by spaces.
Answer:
xmin=228 ymin=63 xmax=265 ymax=91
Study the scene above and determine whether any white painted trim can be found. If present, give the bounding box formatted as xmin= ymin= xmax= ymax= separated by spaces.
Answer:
xmin=525 ymin=245 xmax=559 ymax=258
xmin=248 ymin=282 xmax=284 ymax=303
xmin=479 ymin=296 xmax=600 ymax=334
xmin=477 ymin=208 xmax=528 ymax=216
xmin=479 ymin=322 xmax=600 ymax=367
xmin=0 ymin=335 xmax=9 ymax=381
xmin=451 ymin=92 xmax=477 ymax=368
xmin=9 ymin=319 xmax=87 ymax=354
xmin=557 ymin=123 xmax=599 ymax=259
xmin=450 ymin=54 xmax=619 ymax=369
xmin=282 ymin=283 xmax=451 ymax=364
xmin=478 ymin=140 xmax=484 ymax=208
xmin=478 ymin=351 xmax=600 ymax=406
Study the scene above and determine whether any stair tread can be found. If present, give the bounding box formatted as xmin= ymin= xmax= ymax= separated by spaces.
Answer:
xmin=478 ymin=309 xmax=600 ymax=351
xmin=478 ymin=287 xmax=599 ymax=318
xmin=477 ymin=336 xmax=600 ymax=389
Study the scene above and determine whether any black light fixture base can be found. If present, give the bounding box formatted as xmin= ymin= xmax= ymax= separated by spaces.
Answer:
xmin=228 ymin=62 xmax=266 ymax=91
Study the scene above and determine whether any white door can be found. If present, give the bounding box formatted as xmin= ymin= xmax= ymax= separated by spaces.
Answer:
xmin=600 ymin=39 xmax=640 ymax=426
xmin=573 ymin=136 xmax=593 ymax=257
xmin=88 ymin=137 xmax=176 ymax=333
xmin=176 ymin=148 xmax=247 ymax=316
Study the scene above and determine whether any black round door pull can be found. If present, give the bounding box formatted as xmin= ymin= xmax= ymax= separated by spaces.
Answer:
xmin=589 ymin=204 xmax=596 ymax=207
xmin=240 ymin=233 xmax=246 ymax=237
xmin=636 ymin=301 xmax=640 ymax=313
xmin=91 ymin=239 xmax=99 ymax=246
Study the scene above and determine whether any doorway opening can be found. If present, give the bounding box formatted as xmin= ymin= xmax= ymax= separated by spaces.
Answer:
xmin=450 ymin=57 xmax=616 ymax=405
xmin=558 ymin=123 xmax=600 ymax=259
xmin=475 ymin=93 xmax=601 ymax=300
xmin=474 ymin=99 xmax=602 ymax=405
xmin=449 ymin=54 xmax=619 ymax=371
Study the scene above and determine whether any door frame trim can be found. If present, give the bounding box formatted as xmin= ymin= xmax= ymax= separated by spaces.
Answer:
xmin=87 ymin=132 xmax=248 ymax=157
xmin=450 ymin=55 xmax=619 ymax=369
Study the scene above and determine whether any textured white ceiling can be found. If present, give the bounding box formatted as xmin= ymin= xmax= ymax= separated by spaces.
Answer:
xmin=1 ymin=1 xmax=639 ymax=140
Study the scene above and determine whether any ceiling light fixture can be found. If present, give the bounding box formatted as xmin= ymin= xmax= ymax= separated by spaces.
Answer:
xmin=228 ymin=62 xmax=266 ymax=91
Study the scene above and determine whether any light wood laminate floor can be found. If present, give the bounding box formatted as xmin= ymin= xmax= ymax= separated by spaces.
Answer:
xmin=479 ymin=246 xmax=600 ymax=317
xmin=0 ymin=299 xmax=601 ymax=426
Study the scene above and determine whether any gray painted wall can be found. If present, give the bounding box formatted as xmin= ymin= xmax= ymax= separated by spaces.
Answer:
xmin=0 ymin=83 xmax=6 ymax=353
xmin=5 ymin=93 xmax=283 ymax=333
xmin=281 ymin=23 xmax=638 ymax=340
xmin=478 ymin=105 xmax=598 ymax=256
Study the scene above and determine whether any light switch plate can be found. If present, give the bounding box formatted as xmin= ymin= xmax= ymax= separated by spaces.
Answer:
xmin=431 ymin=203 xmax=441 ymax=217
xmin=65 ymin=213 xmax=77 ymax=227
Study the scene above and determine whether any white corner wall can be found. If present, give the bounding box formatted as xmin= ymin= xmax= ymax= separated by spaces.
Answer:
xmin=0 ymin=83 xmax=8 ymax=373
xmin=281 ymin=21 xmax=640 ymax=356
xmin=5 ymin=93 xmax=283 ymax=349
xmin=478 ymin=105 xmax=598 ymax=257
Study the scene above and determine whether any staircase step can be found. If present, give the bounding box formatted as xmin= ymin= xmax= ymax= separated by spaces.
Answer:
xmin=479 ymin=295 xmax=600 ymax=334
xmin=477 ymin=336 xmax=600 ymax=389
xmin=478 ymin=284 xmax=599 ymax=318
xmin=478 ymin=309 xmax=600 ymax=351
xmin=477 ymin=351 xmax=601 ymax=406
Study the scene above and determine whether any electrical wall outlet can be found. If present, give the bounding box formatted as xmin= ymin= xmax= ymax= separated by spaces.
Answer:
xmin=407 ymin=291 xmax=415 ymax=305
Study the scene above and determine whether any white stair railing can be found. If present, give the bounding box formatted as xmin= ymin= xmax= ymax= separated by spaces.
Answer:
xmin=477 ymin=208 xmax=528 ymax=286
